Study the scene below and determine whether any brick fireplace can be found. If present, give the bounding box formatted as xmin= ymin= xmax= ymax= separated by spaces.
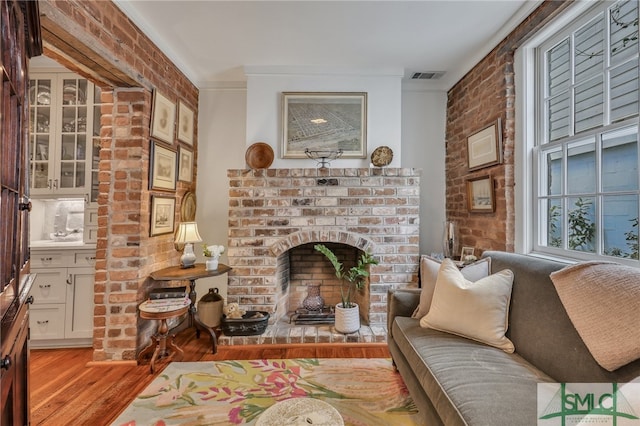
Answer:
xmin=222 ymin=167 xmax=420 ymax=344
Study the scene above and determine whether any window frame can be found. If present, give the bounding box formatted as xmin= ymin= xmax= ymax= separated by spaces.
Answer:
xmin=515 ymin=0 xmax=640 ymax=266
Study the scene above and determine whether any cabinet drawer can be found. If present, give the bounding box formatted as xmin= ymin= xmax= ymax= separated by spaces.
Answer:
xmin=73 ymin=252 xmax=96 ymax=267
xmin=29 ymin=305 xmax=66 ymax=340
xmin=30 ymin=252 xmax=70 ymax=268
xmin=30 ymin=269 xmax=67 ymax=304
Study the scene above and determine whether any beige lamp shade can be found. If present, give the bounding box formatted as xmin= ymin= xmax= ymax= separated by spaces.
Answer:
xmin=175 ymin=222 xmax=203 ymax=244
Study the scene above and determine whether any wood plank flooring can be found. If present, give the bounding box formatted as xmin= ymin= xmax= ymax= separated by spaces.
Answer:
xmin=30 ymin=329 xmax=390 ymax=425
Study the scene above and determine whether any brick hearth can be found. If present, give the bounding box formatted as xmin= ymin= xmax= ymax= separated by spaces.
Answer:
xmin=225 ymin=167 xmax=421 ymax=344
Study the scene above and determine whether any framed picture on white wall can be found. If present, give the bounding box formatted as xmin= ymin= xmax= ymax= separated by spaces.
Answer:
xmin=281 ymin=92 xmax=367 ymax=159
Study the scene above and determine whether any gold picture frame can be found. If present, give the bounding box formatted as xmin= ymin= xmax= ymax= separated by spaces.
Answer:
xmin=467 ymin=118 xmax=502 ymax=171
xmin=467 ymin=176 xmax=495 ymax=213
xmin=150 ymin=195 xmax=175 ymax=236
xmin=281 ymin=92 xmax=367 ymax=159
xmin=180 ymin=191 xmax=197 ymax=222
xmin=150 ymin=141 xmax=177 ymax=191
xmin=177 ymin=101 xmax=194 ymax=146
xmin=150 ymin=90 xmax=176 ymax=144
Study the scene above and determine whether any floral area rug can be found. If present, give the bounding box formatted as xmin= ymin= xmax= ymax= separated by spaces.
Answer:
xmin=112 ymin=358 xmax=425 ymax=426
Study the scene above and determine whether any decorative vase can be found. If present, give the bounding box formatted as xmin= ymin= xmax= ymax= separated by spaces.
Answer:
xmin=302 ymin=284 xmax=324 ymax=312
xmin=197 ymin=287 xmax=224 ymax=328
xmin=334 ymin=303 xmax=360 ymax=334
xmin=442 ymin=220 xmax=457 ymax=259
xmin=205 ymin=258 xmax=219 ymax=271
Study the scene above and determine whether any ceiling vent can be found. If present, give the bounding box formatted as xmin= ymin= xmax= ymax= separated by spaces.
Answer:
xmin=411 ymin=71 xmax=445 ymax=80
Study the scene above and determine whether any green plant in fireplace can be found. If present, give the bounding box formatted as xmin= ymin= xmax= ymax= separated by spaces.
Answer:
xmin=313 ymin=244 xmax=378 ymax=309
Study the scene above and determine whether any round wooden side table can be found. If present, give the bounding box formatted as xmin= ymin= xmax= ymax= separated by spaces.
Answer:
xmin=138 ymin=298 xmax=190 ymax=374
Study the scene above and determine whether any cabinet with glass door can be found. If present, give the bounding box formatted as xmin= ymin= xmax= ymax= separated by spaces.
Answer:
xmin=29 ymin=73 xmax=95 ymax=197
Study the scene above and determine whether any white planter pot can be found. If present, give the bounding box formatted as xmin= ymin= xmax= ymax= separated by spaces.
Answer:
xmin=334 ymin=303 xmax=360 ymax=334
xmin=205 ymin=258 xmax=219 ymax=271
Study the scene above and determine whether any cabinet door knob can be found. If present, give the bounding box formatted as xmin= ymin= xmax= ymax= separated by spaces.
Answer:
xmin=66 ymin=276 xmax=72 ymax=285
xmin=26 ymin=296 xmax=34 ymax=304
xmin=37 ymin=320 xmax=49 ymax=325
xmin=0 ymin=355 xmax=11 ymax=370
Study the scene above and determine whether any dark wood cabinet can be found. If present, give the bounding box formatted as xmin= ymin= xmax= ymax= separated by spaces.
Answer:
xmin=0 ymin=1 xmax=41 ymax=424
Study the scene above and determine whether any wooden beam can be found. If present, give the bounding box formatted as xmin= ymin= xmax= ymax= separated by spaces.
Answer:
xmin=38 ymin=1 xmax=143 ymax=88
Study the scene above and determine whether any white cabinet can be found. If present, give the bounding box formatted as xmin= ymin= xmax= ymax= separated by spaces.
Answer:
xmin=29 ymin=249 xmax=95 ymax=348
xmin=84 ymin=206 xmax=98 ymax=244
xmin=29 ymin=72 xmax=101 ymax=199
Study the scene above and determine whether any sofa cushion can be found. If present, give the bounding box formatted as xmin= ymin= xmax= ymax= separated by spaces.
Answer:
xmin=412 ymin=255 xmax=491 ymax=319
xmin=421 ymin=259 xmax=515 ymax=352
xmin=393 ymin=316 xmax=554 ymax=426
xmin=550 ymin=261 xmax=640 ymax=371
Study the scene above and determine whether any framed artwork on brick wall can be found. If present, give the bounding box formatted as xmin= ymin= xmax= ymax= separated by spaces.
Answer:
xmin=150 ymin=141 xmax=177 ymax=191
xmin=151 ymin=90 xmax=176 ymax=144
xmin=177 ymin=101 xmax=194 ymax=146
xmin=178 ymin=146 xmax=193 ymax=183
xmin=467 ymin=118 xmax=502 ymax=171
xmin=150 ymin=195 xmax=175 ymax=236
xmin=467 ymin=175 xmax=495 ymax=213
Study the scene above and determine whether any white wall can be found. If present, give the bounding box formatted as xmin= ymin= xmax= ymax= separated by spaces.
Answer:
xmin=245 ymin=66 xmax=404 ymax=167
xmin=401 ymin=88 xmax=447 ymax=255
xmin=194 ymin=85 xmax=247 ymax=300
xmin=195 ymin=75 xmax=447 ymax=298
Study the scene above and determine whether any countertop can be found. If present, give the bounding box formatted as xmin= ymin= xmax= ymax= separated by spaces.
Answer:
xmin=30 ymin=240 xmax=96 ymax=250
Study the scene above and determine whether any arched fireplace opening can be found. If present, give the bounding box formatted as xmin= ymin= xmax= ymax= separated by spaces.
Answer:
xmin=286 ymin=242 xmax=370 ymax=325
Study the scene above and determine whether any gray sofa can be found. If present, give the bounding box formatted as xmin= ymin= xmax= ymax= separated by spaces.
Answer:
xmin=387 ymin=251 xmax=640 ymax=425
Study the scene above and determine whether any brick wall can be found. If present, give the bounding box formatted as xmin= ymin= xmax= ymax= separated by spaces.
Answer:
xmin=445 ymin=1 xmax=572 ymax=254
xmin=38 ymin=1 xmax=199 ymax=361
xmin=227 ymin=167 xmax=421 ymax=328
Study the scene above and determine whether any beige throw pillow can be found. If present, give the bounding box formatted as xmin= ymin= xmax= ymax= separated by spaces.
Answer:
xmin=412 ymin=255 xmax=491 ymax=319
xmin=550 ymin=261 xmax=640 ymax=371
xmin=420 ymin=259 xmax=515 ymax=353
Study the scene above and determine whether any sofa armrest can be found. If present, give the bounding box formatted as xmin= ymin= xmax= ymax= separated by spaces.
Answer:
xmin=387 ymin=288 xmax=421 ymax=339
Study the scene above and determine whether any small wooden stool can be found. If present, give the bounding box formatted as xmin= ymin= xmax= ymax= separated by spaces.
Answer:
xmin=138 ymin=299 xmax=190 ymax=374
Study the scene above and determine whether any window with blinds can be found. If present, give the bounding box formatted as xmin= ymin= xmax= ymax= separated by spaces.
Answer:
xmin=534 ymin=0 xmax=639 ymax=263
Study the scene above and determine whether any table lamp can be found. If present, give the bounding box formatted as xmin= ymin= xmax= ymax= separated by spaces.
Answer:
xmin=175 ymin=222 xmax=202 ymax=268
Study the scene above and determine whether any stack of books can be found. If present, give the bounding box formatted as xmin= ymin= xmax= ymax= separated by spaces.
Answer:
xmin=150 ymin=286 xmax=188 ymax=301
xmin=141 ymin=287 xmax=190 ymax=312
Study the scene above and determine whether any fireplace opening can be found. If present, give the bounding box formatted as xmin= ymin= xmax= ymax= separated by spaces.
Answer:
xmin=284 ymin=242 xmax=370 ymax=326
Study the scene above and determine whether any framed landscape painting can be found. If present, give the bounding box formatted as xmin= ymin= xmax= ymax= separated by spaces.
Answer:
xmin=150 ymin=196 xmax=175 ymax=236
xmin=467 ymin=176 xmax=495 ymax=213
xmin=281 ymin=92 xmax=367 ymax=159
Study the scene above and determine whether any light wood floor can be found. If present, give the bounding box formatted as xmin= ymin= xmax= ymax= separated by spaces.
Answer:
xmin=30 ymin=329 xmax=390 ymax=425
